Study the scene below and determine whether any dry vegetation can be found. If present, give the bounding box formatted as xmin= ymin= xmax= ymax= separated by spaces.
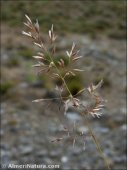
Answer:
xmin=22 ymin=14 xmax=111 ymax=170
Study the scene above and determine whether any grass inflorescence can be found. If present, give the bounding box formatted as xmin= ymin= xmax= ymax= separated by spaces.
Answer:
xmin=22 ymin=15 xmax=111 ymax=170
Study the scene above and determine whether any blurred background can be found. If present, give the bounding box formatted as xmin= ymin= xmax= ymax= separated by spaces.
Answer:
xmin=1 ymin=0 xmax=126 ymax=170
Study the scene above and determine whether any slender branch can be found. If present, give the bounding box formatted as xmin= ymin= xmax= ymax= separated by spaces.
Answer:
xmin=84 ymin=115 xmax=111 ymax=170
xmin=46 ymin=50 xmax=73 ymax=98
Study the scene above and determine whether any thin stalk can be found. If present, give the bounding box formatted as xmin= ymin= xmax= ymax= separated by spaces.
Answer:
xmin=84 ymin=115 xmax=111 ymax=170
xmin=47 ymin=51 xmax=73 ymax=98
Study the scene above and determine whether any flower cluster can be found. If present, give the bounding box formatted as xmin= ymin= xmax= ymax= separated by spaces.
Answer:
xmin=22 ymin=14 xmax=105 ymax=146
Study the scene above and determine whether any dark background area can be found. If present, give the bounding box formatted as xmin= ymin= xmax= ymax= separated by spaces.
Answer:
xmin=1 ymin=0 xmax=126 ymax=38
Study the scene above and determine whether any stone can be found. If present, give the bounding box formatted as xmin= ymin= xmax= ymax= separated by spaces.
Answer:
xmin=49 ymin=149 xmax=61 ymax=157
xmin=120 ymin=124 xmax=127 ymax=131
xmin=77 ymin=126 xmax=88 ymax=133
xmin=61 ymin=156 xmax=68 ymax=163
xmin=20 ymin=146 xmax=33 ymax=155
xmin=36 ymin=150 xmax=48 ymax=157
xmin=94 ymin=127 xmax=109 ymax=133
xmin=66 ymin=112 xmax=81 ymax=121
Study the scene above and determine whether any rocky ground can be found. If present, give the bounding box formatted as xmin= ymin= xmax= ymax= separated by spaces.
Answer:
xmin=1 ymin=25 xmax=126 ymax=170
